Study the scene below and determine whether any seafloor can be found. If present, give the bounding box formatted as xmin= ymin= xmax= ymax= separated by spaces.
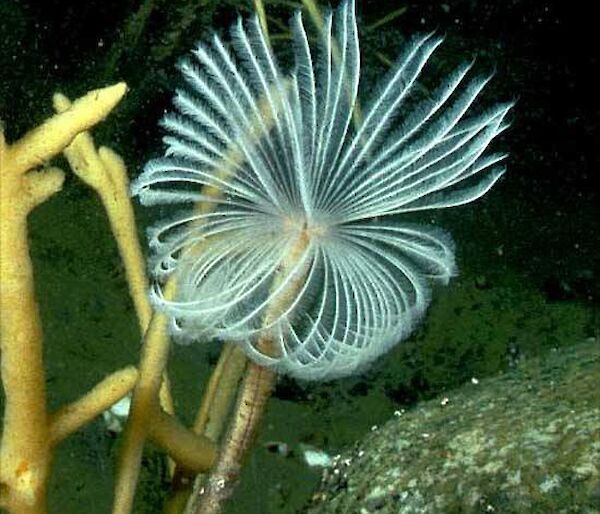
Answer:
xmin=305 ymin=340 xmax=599 ymax=514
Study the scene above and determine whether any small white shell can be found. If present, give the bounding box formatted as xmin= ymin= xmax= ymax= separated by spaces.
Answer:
xmin=102 ymin=395 xmax=131 ymax=433
xmin=302 ymin=446 xmax=333 ymax=468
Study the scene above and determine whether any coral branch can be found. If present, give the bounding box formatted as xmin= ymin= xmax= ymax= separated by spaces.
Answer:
xmin=49 ymin=367 xmax=139 ymax=445
xmin=5 ymin=83 xmax=127 ymax=175
xmin=23 ymin=168 xmax=65 ymax=210
xmin=56 ymin=88 xmax=184 ymax=491
xmin=148 ymin=409 xmax=216 ymax=474
xmin=193 ymin=345 xmax=248 ymax=444
xmin=0 ymin=193 xmax=50 ymax=513
xmin=112 ymin=280 xmax=176 ymax=514
xmin=55 ymin=94 xmax=176 ymax=448
xmin=0 ymin=83 xmax=126 ymax=514
xmin=53 ymin=94 xmax=152 ymax=333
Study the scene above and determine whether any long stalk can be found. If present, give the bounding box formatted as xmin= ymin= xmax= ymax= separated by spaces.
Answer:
xmin=187 ymin=230 xmax=311 ymax=514
xmin=111 ymin=281 xmax=176 ymax=514
xmin=187 ymin=362 xmax=277 ymax=514
xmin=0 ymin=168 xmax=51 ymax=514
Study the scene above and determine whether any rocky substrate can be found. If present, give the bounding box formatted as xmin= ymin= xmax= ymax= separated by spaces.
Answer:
xmin=305 ymin=339 xmax=600 ymax=514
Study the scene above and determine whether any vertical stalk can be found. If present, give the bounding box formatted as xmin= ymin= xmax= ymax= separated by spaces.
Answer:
xmin=112 ymin=280 xmax=175 ymax=514
xmin=0 ymin=170 xmax=50 ymax=514
xmin=188 ymin=229 xmax=311 ymax=514
xmin=188 ymin=362 xmax=276 ymax=514
xmin=164 ymin=344 xmax=247 ymax=514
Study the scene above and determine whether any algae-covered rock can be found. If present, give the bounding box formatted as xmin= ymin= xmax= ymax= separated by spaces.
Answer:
xmin=306 ymin=339 xmax=600 ymax=514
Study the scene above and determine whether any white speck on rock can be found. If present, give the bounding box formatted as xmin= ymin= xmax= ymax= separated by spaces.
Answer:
xmin=303 ymin=448 xmax=333 ymax=468
xmin=539 ymin=475 xmax=561 ymax=493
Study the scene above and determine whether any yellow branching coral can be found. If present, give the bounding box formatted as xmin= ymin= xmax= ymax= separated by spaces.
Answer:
xmin=53 ymin=92 xmax=152 ymax=333
xmin=1 ymin=82 xmax=217 ymax=514
xmin=0 ymin=83 xmax=127 ymax=513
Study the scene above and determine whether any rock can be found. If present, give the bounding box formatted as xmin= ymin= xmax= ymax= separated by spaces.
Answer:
xmin=305 ymin=340 xmax=600 ymax=514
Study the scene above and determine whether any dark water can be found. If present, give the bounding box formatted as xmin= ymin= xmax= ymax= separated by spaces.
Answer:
xmin=1 ymin=0 xmax=598 ymax=513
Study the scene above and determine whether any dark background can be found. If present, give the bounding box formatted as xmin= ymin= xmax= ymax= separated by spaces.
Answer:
xmin=2 ymin=0 xmax=598 ymax=301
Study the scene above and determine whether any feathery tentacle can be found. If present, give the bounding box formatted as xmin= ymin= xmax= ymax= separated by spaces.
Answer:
xmin=132 ymin=0 xmax=512 ymax=380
